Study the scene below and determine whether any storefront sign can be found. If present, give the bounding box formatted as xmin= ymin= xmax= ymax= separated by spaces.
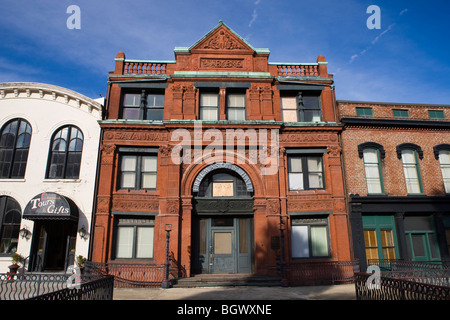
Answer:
xmin=24 ymin=192 xmax=78 ymax=221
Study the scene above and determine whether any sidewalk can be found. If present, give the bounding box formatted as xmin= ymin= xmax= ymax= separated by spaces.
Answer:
xmin=113 ymin=283 xmax=356 ymax=300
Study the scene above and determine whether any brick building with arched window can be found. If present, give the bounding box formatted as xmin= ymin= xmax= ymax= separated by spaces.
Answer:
xmin=90 ymin=22 xmax=354 ymax=285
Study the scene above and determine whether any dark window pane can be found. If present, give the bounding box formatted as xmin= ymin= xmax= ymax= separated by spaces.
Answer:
xmin=146 ymin=109 xmax=164 ymax=121
xmin=411 ymin=234 xmax=426 ymax=257
xmin=0 ymin=198 xmax=21 ymax=254
xmin=302 ymin=95 xmax=320 ymax=109
xmin=66 ymin=152 xmax=82 ymax=178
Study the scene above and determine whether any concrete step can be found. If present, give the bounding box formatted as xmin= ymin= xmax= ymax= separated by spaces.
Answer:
xmin=173 ymin=274 xmax=282 ymax=288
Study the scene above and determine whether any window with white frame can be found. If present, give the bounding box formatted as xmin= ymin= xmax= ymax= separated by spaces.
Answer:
xmin=287 ymin=155 xmax=324 ymax=191
xmin=363 ymin=148 xmax=384 ymax=194
xmin=291 ymin=217 xmax=330 ymax=258
xmin=401 ymin=149 xmax=423 ymax=194
xmin=226 ymin=93 xmax=246 ymax=121
xmin=200 ymin=92 xmax=219 ymax=121
xmin=119 ymin=154 xmax=157 ymax=190
xmin=438 ymin=150 xmax=450 ymax=193
xmin=115 ymin=218 xmax=155 ymax=259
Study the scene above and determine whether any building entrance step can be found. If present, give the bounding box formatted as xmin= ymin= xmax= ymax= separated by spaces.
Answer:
xmin=172 ymin=274 xmax=282 ymax=288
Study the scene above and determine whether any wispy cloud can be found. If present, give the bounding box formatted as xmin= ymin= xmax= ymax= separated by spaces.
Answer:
xmin=349 ymin=22 xmax=396 ymax=63
xmin=248 ymin=0 xmax=261 ymax=27
xmin=371 ymin=23 xmax=395 ymax=45
xmin=349 ymin=8 xmax=408 ymax=64
xmin=249 ymin=9 xmax=258 ymax=27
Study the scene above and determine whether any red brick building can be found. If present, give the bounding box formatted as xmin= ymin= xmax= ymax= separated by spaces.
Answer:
xmin=90 ymin=22 xmax=353 ymax=284
xmin=339 ymin=101 xmax=450 ymax=271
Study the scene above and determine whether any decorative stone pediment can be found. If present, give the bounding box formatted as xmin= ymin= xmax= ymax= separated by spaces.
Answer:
xmin=190 ymin=23 xmax=255 ymax=54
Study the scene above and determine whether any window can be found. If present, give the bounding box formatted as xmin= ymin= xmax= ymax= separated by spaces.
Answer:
xmin=380 ymin=230 xmax=396 ymax=260
xmin=287 ymin=155 xmax=324 ymax=190
xmin=280 ymin=96 xmax=298 ymax=122
xmin=0 ymin=119 xmax=32 ymax=178
xmin=47 ymin=125 xmax=83 ymax=179
xmin=363 ymin=148 xmax=384 ymax=194
xmin=362 ymin=216 xmax=398 ymax=266
xmin=200 ymin=92 xmax=219 ymax=121
xmin=291 ymin=217 xmax=329 ymax=258
xmin=122 ymin=93 xmax=141 ymax=119
xmin=428 ymin=110 xmax=445 ymax=120
xmin=438 ymin=150 xmax=450 ymax=193
xmin=197 ymin=171 xmax=251 ymax=198
xmin=356 ymin=107 xmax=373 ymax=117
xmin=363 ymin=229 xmax=396 ymax=265
xmin=404 ymin=216 xmax=440 ymax=261
xmin=119 ymin=154 xmax=157 ymax=190
xmin=121 ymin=91 xmax=164 ymax=120
xmin=393 ymin=109 xmax=409 ymax=118
xmin=114 ymin=218 xmax=155 ymax=259
xmin=401 ymin=149 xmax=423 ymax=194
xmin=363 ymin=230 xmax=378 ymax=262
xmin=0 ymin=197 xmax=21 ymax=254
xmin=281 ymin=92 xmax=321 ymax=122
xmin=227 ymin=93 xmax=246 ymax=121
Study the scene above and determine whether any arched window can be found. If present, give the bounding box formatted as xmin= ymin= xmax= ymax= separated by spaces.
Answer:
xmin=0 ymin=197 xmax=21 ymax=254
xmin=434 ymin=144 xmax=450 ymax=193
xmin=358 ymin=142 xmax=385 ymax=194
xmin=0 ymin=118 xmax=32 ymax=178
xmin=197 ymin=171 xmax=252 ymax=198
xmin=47 ymin=125 xmax=83 ymax=179
xmin=396 ymin=143 xmax=423 ymax=194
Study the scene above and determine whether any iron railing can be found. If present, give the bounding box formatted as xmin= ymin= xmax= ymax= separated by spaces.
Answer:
xmin=285 ymin=261 xmax=360 ymax=286
xmin=367 ymin=259 xmax=450 ymax=271
xmin=355 ymin=272 xmax=450 ymax=300
xmin=29 ymin=275 xmax=114 ymax=301
xmin=85 ymin=261 xmax=166 ymax=288
xmin=0 ymin=273 xmax=114 ymax=300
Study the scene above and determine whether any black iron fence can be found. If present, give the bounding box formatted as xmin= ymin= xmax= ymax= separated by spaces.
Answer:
xmin=0 ymin=273 xmax=114 ymax=300
xmin=368 ymin=259 xmax=450 ymax=271
xmin=355 ymin=272 xmax=450 ymax=300
xmin=29 ymin=275 xmax=114 ymax=300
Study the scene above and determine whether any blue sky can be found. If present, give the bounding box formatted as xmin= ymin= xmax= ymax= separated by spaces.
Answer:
xmin=1 ymin=0 xmax=450 ymax=104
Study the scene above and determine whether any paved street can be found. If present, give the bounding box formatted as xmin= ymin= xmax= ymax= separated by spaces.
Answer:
xmin=113 ymin=284 xmax=356 ymax=300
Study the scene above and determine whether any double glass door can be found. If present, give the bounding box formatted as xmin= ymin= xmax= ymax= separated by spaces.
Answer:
xmin=194 ymin=217 xmax=252 ymax=274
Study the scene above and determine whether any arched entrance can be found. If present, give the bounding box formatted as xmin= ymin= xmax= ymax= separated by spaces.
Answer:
xmin=23 ymin=192 xmax=79 ymax=272
xmin=191 ymin=163 xmax=254 ymax=274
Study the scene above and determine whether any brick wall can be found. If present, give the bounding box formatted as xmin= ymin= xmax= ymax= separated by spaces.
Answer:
xmin=339 ymin=102 xmax=450 ymax=197
xmin=339 ymin=101 xmax=450 ymax=121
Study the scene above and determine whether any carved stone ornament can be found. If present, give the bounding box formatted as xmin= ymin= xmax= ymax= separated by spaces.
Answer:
xmin=101 ymin=144 xmax=116 ymax=155
xmin=159 ymin=145 xmax=172 ymax=157
xmin=112 ymin=195 xmax=159 ymax=212
xmin=166 ymin=200 xmax=179 ymax=215
xmin=267 ymin=200 xmax=280 ymax=215
xmin=288 ymin=200 xmax=333 ymax=212
xmin=327 ymin=145 xmax=342 ymax=157
xmin=201 ymin=30 xmax=245 ymax=50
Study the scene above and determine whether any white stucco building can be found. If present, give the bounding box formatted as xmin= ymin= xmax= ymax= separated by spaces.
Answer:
xmin=0 ymin=82 xmax=102 ymax=273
